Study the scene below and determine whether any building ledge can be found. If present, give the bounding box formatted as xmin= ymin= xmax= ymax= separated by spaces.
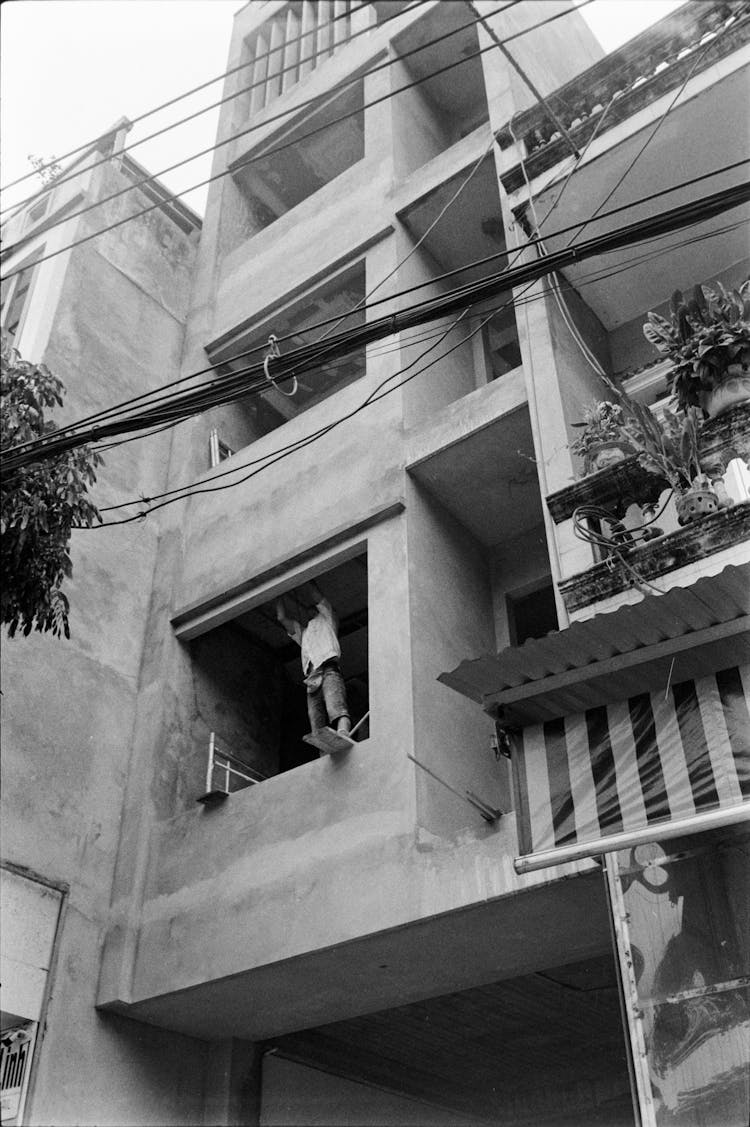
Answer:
xmin=558 ymin=503 xmax=750 ymax=613
xmin=439 ymin=562 xmax=750 ymax=724
xmin=496 ymin=4 xmax=749 ymax=196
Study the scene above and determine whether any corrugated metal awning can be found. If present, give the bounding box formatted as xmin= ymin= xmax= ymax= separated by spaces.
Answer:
xmin=439 ymin=564 xmax=750 ymax=725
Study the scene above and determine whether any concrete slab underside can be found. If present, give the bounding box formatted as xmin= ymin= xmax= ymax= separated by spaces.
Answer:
xmin=104 ymin=870 xmax=609 ymax=1042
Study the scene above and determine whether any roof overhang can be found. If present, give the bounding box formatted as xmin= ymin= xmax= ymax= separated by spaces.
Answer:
xmin=439 ymin=563 xmax=750 ymax=725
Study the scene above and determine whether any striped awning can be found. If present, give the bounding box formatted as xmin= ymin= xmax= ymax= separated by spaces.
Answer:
xmin=513 ymin=665 xmax=750 ymax=873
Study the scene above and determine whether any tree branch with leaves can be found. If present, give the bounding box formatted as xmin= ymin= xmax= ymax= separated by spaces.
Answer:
xmin=1 ymin=335 xmax=102 ymax=638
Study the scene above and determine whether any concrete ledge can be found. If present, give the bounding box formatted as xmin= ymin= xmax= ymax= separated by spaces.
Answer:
xmin=405 ymin=368 xmax=527 ymax=470
xmin=559 ymin=503 xmax=750 ymax=612
xmin=171 ymin=498 xmax=405 ymax=638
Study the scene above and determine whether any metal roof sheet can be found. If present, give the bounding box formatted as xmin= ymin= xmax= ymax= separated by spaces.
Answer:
xmin=439 ymin=563 xmax=750 ymax=723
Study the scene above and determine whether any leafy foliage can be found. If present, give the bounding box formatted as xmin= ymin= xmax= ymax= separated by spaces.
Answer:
xmin=642 ymin=280 xmax=750 ymax=410
xmin=569 ymin=400 xmax=627 ymax=457
xmin=604 ymin=377 xmax=703 ymax=493
xmin=28 ymin=153 xmax=62 ymax=186
xmin=1 ymin=336 xmax=102 ymax=638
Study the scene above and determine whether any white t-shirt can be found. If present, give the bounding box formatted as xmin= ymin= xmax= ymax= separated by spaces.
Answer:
xmin=290 ymin=598 xmax=341 ymax=675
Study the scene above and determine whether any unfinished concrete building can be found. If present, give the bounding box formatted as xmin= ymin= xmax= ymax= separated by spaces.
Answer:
xmin=2 ymin=2 xmax=749 ymax=1125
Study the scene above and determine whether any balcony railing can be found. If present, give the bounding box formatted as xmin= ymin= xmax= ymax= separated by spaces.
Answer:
xmin=547 ymin=402 xmax=750 ymax=613
xmin=197 ymin=732 xmax=268 ymax=806
xmin=496 ymin=3 xmax=749 ymax=194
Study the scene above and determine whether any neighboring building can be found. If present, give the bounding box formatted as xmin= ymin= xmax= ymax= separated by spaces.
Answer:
xmin=1 ymin=126 xmax=203 ymax=1126
xmin=1 ymin=3 xmax=748 ymax=1126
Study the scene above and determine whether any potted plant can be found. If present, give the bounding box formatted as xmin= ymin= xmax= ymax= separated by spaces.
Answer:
xmin=643 ymin=280 xmax=750 ymax=417
xmin=570 ymin=400 xmax=632 ymax=474
xmin=605 ymin=380 xmax=721 ymax=525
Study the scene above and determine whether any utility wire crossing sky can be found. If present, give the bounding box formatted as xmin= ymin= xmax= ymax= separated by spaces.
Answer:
xmin=1 ymin=0 xmax=685 ymax=216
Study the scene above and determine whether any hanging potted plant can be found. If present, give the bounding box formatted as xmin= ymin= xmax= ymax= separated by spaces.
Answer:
xmin=605 ymin=380 xmax=720 ymax=525
xmin=570 ymin=400 xmax=633 ymax=474
xmin=643 ymin=280 xmax=750 ymax=418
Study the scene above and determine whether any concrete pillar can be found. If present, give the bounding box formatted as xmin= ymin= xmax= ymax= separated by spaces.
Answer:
xmin=203 ymin=1039 xmax=262 ymax=1127
xmin=266 ymin=17 xmax=284 ymax=104
xmin=333 ymin=0 xmax=348 ymax=46
xmin=250 ymin=31 xmax=269 ymax=115
xmin=299 ymin=1 xmax=316 ymax=78
xmin=316 ymin=2 xmax=332 ymax=61
xmin=281 ymin=7 xmax=300 ymax=93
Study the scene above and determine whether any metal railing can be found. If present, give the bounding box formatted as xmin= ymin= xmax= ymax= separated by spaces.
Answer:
xmin=198 ymin=732 xmax=268 ymax=804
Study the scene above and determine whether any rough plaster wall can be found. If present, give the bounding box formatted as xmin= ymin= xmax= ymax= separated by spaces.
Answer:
xmin=610 ymin=257 xmax=750 ymax=377
xmin=490 ymin=525 xmax=553 ymax=651
xmin=0 ymin=167 xmax=207 ymax=1125
xmin=478 ymin=0 xmax=603 ymax=115
xmin=190 ymin=623 xmax=284 ymax=778
xmin=390 ymin=55 xmax=450 ymax=180
xmin=406 ymin=479 xmax=506 ymax=837
xmin=261 ymin=1055 xmax=481 ymax=1127
xmin=545 ymin=287 xmax=614 ymax=463
xmin=397 ymin=240 xmax=476 ymax=427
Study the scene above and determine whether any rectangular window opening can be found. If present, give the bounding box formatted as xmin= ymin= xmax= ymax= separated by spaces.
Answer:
xmin=0 ymin=250 xmax=43 ymax=344
xmin=190 ymin=552 xmax=369 ymax=802
xmin=507 ymin=580 xmax=559 ymax=647
xmin=231 ymin=78 xmax=364 ymax=239
xmin=207 ymin=260 xmax=366 ymax=447
xmin=392 ymin=9 xmax=490 ymax=178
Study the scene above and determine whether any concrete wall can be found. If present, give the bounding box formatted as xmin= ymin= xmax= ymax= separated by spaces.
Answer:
xmin=406 ymin=479 xmax=504 ymax=836
xmin=0 ymin=155 xmax=206 ymax=1125
xmin=610 ymin=257 xmax=750 ymax=377
xmin=261 ymin=1055 xmax=482 ymax=1127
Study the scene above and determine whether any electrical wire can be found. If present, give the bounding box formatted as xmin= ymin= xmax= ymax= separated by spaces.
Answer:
xmin=565 ymin=22 xmax=734 ymax=250
xmin=80 ymin=210 xmax=749 ymax=515
xmin=6 ymin=155 xmax=748 ymax=463
xmin=81 ymin=205 xmax=744 ymax=516
xmin=1 ymin=0 xmax=599 ymax=278
xmin=4 ymin=158 xmax=744 ymax=466
xmin=0 ymin=0 xmax=377 ymax=197
xmin=0 ymin=0 xmax=474 ymax=222
xmin=93 ymin=308 xmax=479 ymax=525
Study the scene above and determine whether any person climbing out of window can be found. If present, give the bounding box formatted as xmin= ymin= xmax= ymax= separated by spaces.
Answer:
xmin=276 ymin=581 xmax=352 ymax=741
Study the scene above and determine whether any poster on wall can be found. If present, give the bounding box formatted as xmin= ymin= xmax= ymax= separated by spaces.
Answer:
xmin=1 ymin=1022 xmax=38 ymax=1125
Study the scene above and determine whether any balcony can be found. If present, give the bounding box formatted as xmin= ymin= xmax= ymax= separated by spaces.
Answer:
xmin=547 ymin=402 xmax=750 ymax=617
xmin=496 ymin=2 xmax=749 ymax=195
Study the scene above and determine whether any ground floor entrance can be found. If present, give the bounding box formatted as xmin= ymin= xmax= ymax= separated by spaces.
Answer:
xmin=262 ymin=948 xmax=634 ymax=1126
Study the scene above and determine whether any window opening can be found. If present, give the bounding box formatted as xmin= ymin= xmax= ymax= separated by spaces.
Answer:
xmin=231 ymin=79 xmax=364 ymax=238
xmin=243 ymin=1 xmax=357 ymax=116
xmin=481 ymin=306 xmax=523 ymax=381
xmin=190 ymin=552 xmax=369 ymax=803
xmin=208 ymin=427 xmax=235 ymax=468
xmin=27 ymin=196 xmax=50 ymax=227
xmin=507 ymin=580 xmax=558 ymax=646
xmin=392 ymin=6 xmax=490 ymax=177
xmin=0 ymin=251 xmax=42 ymax=343
xmin=208 ymin=260 xmax=366 ymax=446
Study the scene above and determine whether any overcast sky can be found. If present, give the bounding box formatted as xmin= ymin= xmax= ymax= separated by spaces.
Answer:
xmin=1 ymin=0 xmax=684 ymax=217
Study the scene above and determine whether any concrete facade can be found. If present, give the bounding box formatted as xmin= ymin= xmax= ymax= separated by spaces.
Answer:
xmin=2 ymin=3 xmax=748 ymax=1126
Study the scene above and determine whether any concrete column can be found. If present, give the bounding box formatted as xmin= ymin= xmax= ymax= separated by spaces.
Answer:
xmin=299 ymin=1 xmax=315 ymax=77
xmin=266 ymin=17 xmax=284 ymax=104
xmin=350 ymin=0 xmax=373 ymax=35
xmin=333 ymin=0 xmax=348 ymax=46
xmin=250 ymin=31 xmax=269 ymax=115
xmin=203 ymin=1039 xmax=262 ymax=1127
xmin=316 ymin=2 xmax=332 ymax=61
xmin=281 ymin=7 xmax=300 ymax=93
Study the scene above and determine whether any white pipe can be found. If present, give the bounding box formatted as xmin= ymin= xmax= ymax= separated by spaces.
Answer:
xmin=514 ymin=802 xmax=750 ymax=874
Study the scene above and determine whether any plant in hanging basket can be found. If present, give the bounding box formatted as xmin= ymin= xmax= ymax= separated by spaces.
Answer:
xmin=604 ymin=379 xmax=721 ymax=524
xmin=642 ymin=280 xmax=750 ymax=417
xmin=570 ymin=400 xmax=632 ymax=473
